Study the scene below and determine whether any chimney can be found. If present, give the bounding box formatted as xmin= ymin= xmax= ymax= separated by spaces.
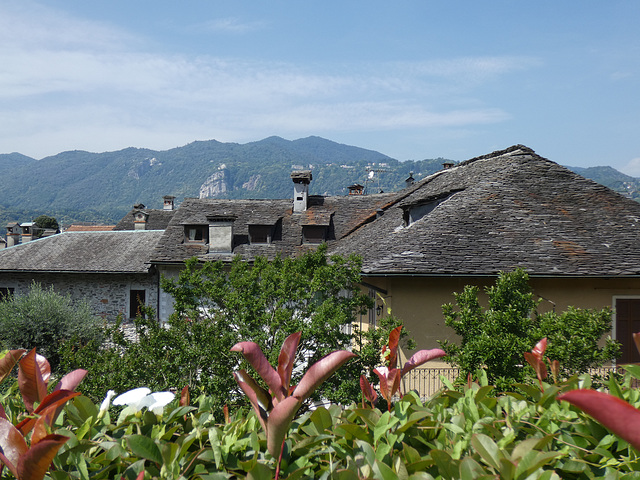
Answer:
xmin=133 ymin=210 xmax=149 ymax=230
xmin=208 ymin=216 xmax=236 ymax=253
xmin=291 ymin=170 xmax=312 ymax=213
xmin=20 ymin=223 xmax=33 ymax=243
xmin=163 ymin=195 xmax=176 ymax=211
xmin=348 ymin=184 xmax=364 ymax=196
xmin=442 ymin=161 xmax=455 ymax=170
xmin=6 ymin=223 xmax=19 ymax=247
xmin=405 ymin=172 xmax=415 ymax=188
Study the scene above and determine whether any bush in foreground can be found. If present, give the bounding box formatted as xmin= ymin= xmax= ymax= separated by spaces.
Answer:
xmin=0 ymin=283 xmax=102 ymax=372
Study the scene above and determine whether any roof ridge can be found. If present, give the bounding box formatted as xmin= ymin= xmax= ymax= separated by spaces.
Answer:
xmin=461 ymin=144 xmax=537 ymax=166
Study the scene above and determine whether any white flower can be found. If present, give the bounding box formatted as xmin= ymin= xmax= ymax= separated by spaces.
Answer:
xmin=113 ymin=387 xmax=151 ymax=411
xmin=100 ymin=390 xmax=116 ymax=412
xmin=146 ymin=391 xmax=175 ymax=414
xmin=112 ymin=387 xmax=174 ymax=414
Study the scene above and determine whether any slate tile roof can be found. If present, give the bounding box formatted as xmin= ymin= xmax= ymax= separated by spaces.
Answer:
xmin=150 ymin=193 xmax=399 ymax=264
xmin=331 ymin=145 xmax=640 ymax=276
xmin=0 ymin=230 xmax=163 ymax=273
xmin=114 ymin=208 xmax=175 ymax=231
xmin=65 ymin=225 xmax=116 ymax=232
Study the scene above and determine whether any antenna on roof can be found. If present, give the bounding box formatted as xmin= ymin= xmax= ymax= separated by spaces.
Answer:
xmin=364 ymin=166 xmax=390 ymax=194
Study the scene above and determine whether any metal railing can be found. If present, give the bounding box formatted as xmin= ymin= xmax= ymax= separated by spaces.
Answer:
xmin=401 ymin=367 xmax=460 ymax=398
xmin=400 ymin=365 xmax=620 ymax=399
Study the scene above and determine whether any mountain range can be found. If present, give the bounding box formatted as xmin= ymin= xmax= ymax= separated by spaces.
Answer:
xmin=0 ymin=136 xmax=638 ymax=229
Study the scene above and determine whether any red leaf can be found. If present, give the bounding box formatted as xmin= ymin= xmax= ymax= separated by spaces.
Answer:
xmin=293 ymin=350 xmax=356 ymax=402
xmin=266 ymin=396 xmax=300 ymax=458
xmin=558 ymin=390 xmax=640 ymax=451
xmin=0 ymin=451 xmax=20 ymax=479
xmin=0 ymin=350 xmax=25 ymax=385
xmin=401 ymin=349 xmax=446 ymax=377
xmin=17 ymin=390 xmax=81 ymax=436
xmin=34 ymin=354 xmax=51 ymax=386
xmin=360 ymin=375 xmax=378 ymax=404
xmin=231 ymin=341 xmax=285 ymax=400
xmin=17 ymin=434 xmax=68 ymax=480
xmin=387 ymin=326 xmax=402 ymax=368
xmin=0 ymin=417 xmax=28 ymax=473
xmin=277 ymin=332 xmax=301 ymax=395
xmin=374 ymin=367 xmax=401 ymax=404
xmin=53 ymin=369 xmax=87 ymax=392
xmin=179 ymin=386 xmax=190 ymax=407
xmin=634 ymin=332 xmax=640 ymax=356
xmin=233 ymin=370 xmax=270 ymax=432
xmin=31 ymin=408 xmax=59 ymax=445
xmin=18 ymin=349 xmax=48 ymax=413
xmin=531 ymin=338 xmax=547 ymax=358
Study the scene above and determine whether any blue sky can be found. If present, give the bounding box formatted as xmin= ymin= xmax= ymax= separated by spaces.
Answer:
xmin=2 ymin=1 xmax=640 ymax=174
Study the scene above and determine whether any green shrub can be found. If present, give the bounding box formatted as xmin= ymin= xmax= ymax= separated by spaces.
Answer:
xmin=0 ymin=283 xmax=102 ymax=372
xmin=440 ymin=269 xmax=620 ymax=389
xmin=62 ymin=248 xmax=408 ymax=414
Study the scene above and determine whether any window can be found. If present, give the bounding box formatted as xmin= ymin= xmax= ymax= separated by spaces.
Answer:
xmin=249 ymin=225 xmax=273 ymax=244
xmin=303 ymin=225 xmax=327 ymax=244
xmin=130 ymin=289 xmax=146 ymax=319
xmin=0 ymin=287 xmax=14 ymax=300
xmin=184 ymin=225 xmax=208 ymax=243
xmin=614 ymin=297 xmax=640 ymax=363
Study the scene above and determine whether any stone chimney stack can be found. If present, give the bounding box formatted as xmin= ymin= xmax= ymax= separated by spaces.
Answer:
xmin=6 ymin=223 xmax=19 ymax=247
xmin=291 ymin=170 xmax=312 ymax=213
xmin=133 ymin=205 xmax=149 ymax=231
xmin=163 ymin=195 xmax=176 ymax=211
xmin=20 ymin=223 xmax=33 ymax=243
xmin=442 ymin=161 xmax=455 ymax=170
xmin=207 ymin=216 xmax=236 ymax=253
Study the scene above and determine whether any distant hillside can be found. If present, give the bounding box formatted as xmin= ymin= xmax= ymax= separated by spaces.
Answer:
xmin=566 ymin=165 xmax=640 ymax=199
xmin=0 ymin=136 xmax=448 ymax=227
xmin=0 ymin=137 xmax=637 ymax=229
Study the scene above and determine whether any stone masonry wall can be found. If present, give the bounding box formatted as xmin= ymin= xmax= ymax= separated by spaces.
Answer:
xmin=0 ymin=272 xmax=159 ymax=321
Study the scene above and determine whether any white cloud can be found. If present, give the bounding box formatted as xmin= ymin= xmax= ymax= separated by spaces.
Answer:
xmin=0 ymin=2 xmax=533 ymax=159
xmin=620 ymin=158 xmax=640 ymax=178
xmin=193 ymin=17 xmax=266 ymax=34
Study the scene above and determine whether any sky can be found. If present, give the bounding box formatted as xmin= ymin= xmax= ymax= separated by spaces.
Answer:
xmin=1 ymin=1 xmax=640 ymax=174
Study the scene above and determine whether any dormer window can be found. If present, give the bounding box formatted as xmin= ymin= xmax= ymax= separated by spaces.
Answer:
xmin=249 ymin=224 xmax=274 ymax=244
xmin=303 ymin=225 xmax=327 ymax=244
xmin=184 ymin=225 xmax=208 ymax=243
xmin=402 ymin=190 xmax=462 ymax=226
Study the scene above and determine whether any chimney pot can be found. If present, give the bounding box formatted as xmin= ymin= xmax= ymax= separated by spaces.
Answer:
xmin=291 ymin=170 xmax=312 ymax=212
xmin=163 ymin=195 xmax=176 ymax=211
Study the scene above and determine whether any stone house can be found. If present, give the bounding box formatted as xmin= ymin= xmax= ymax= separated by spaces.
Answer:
xmin=0 ymin=230 xmax=164 ymax=320
xmin=0 ymin=197 xmax=176 ymax=320
xmin=150 ymin=145 xmax=640 ymax=367
xmin=3 ymin=146 xmax=640 ymax=371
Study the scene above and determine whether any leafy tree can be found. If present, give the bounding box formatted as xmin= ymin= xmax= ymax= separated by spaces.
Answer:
xmin=33 ymin=215 xmax=59 ymax=231
xmin=440 ymin=269 xmax=619 ymax=389
xmin=0 ymin=283 xmax=102 ymax=372
xmin=62 ymin=245 xmax=406 ymax=416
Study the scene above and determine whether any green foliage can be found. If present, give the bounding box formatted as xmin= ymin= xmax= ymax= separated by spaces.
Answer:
xmin=5 ymin=365 xmax=639 ymax=479
xmin=63 ymin=247 xmax=406 ymax=416
xmin=8 ymin=335 xmax=640 ymax=478
xmin=33 ymin=214 xmax=59 ymax=230
xmin=440 ymin=269 xmax=619 ymax=389
xmin=0 ymin=137 xmax=450 ymax=225
xmin=0 ymin=283 xmax=102 ymax=372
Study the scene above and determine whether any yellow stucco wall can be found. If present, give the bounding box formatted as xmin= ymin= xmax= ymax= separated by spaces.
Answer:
xmin=358 ymin=275 xmax=640 ymax=367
